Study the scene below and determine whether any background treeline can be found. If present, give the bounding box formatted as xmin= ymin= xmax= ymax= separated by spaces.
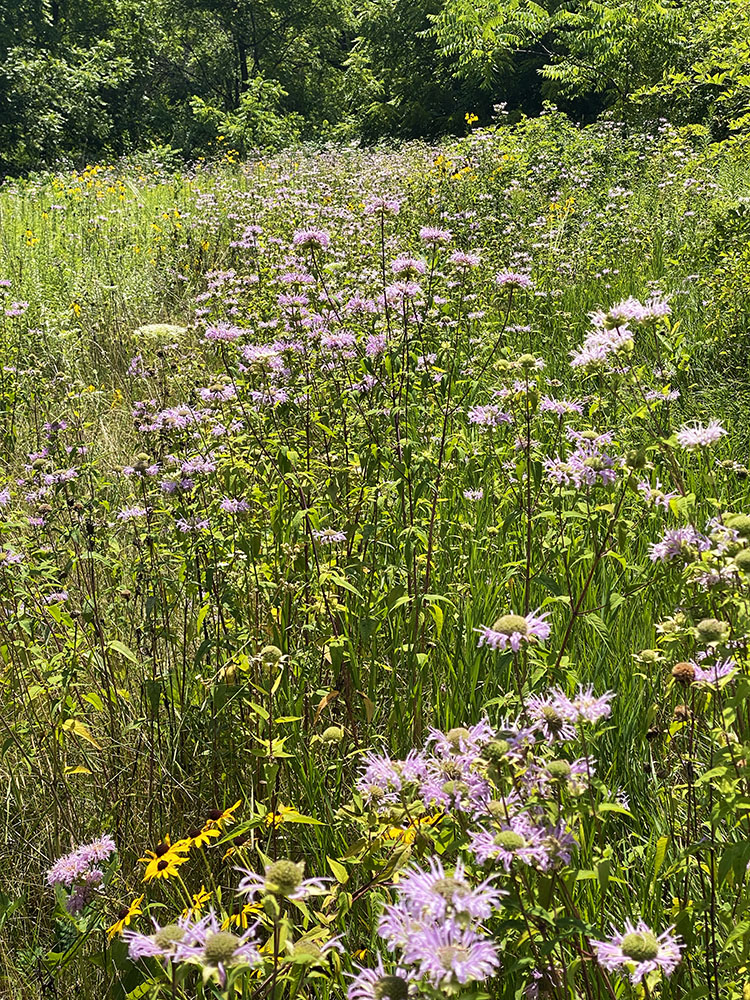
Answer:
xmin=1 ymin=0 xmax=749 ymax=173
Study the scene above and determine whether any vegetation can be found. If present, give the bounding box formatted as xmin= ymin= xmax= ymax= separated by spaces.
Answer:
xmin=0 ymin=111 xmax=750 ymax=998
xmin=2 ymin=0 xmax=750 ymax=172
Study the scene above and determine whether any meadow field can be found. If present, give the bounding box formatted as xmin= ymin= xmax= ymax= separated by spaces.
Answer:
xmin=1 ymin=113 xmax=750 ymax=998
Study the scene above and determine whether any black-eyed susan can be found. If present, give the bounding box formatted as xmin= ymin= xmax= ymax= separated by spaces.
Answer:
xmin=183 ymin=824 xmax=220 ymax=849
xmin=182 ymin=885 xmax=212 ymax=920
xmin=205 ymin=799 xmax=242 ymax=830
xmin=141 ymin=852 xmax=188 ymax=883
xmin=265 ymin=803 xmax=296 ymax=828
xmin=107 ymin=894 xmax=144 ymax=941
xmin=384 ymin=811 xmax=443 ymax=845
xmin=221 ymin=901 xmax=263 ymax=930
xmin=222 ymin=833 xmax=250 ymax=861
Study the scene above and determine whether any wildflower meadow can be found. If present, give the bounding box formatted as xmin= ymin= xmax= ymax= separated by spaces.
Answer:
xmin=2 ymin=112 xmax=750 ymax=1000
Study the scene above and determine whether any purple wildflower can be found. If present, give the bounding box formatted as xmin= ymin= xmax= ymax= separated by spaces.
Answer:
xmin=476 ymin=611 xmax=550 ymax=652
xmin=649 ymin=525 xmax=710 ymax=563
xmin=592 ymin=920 xmax=683 ymax=984
xmin=676 ymin=420 xmax=727 ymax=449
xmin=402 ymin=919 xmax=500 ymax=987
xmin=348 ymin=956 xmax=413 ymax=1000
xmin=204 ymin=321 xmax=243 ymax=342
xmin=467 ymin=405 xmax=513 ymax=428
xmin=173 ymin=909 xmax=261 ymax=986
xmin=237 ymin=859 xmax=330 ymax=900
xmin=495 ymin=272 xmax=532 ymax=289
xmin=394 ymin=857 xmax=505 ymax=921
xmin=292 ymin=228 xmax=330 ymax=250
xmin=419 ymin=226 xmax=452 ymax=245
xmin=468 ymin=815 xmax=551 ymax=870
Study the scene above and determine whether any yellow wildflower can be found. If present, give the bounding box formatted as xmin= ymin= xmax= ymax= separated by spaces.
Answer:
xmin=107 ymin=895 xmax=144 ymax=941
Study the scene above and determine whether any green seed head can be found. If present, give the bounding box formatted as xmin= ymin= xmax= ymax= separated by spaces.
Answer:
xmin=431 ymin=876 xmax=469 ymax=902
xmin=439 ymin=759 xmax=464 ymax=780
xmin=547 ymin=760 xmax=572 ymax=780
xmin=621 ymin=931 xmax=660 ymax=963
xmin=625 ymin=448 xmax=647 ymax=470
xmin=373 ymin=975 xmax=409 ymax=1000
xmin=437 ymin=944 xmax=470 ymax=969
xmin=441 ymin=780 xmax=469 ymax=797
xmin=726 ymin=513 xmax=750 ymax=537
xmin=484 ymin=739 xmax=510 ymax=764
xmin=492 ymin=614 xmax=528 ymax=636
xmin=541 ymin=706 xmax=564 ymax=732
xmin=517 ymin=353 xmax=537 ymax=369
xmin=493 ymin=830 xmax=526 ymax=851
xmin=153 ymin=924 xmax=186 ymax=950
xmin=260 ymin=645 xmax=283 ymax=664
xmin=486 ymin=800 xmax=508 ymax=820
xmin=638 ymin=648 xmax=660 ymax=663
xmin=445 ymin=727 xmax=471 ymax=751
xmin=695 ymin=618 xmax=729 ymax=643
xmin=203 ymin=931 xmax=240 ymax=965
xmin=266 ymin=859 xmax=304 ymax=896
xmin=321 ymin=725 xmax=344 ymax=743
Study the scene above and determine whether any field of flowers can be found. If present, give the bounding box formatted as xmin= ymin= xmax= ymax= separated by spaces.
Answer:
xmin=2 ymin=112 xmax=750 ymax=999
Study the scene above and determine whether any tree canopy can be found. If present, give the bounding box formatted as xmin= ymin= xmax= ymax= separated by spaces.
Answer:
xmin=0 ymin=0 xmax=748 ymax=172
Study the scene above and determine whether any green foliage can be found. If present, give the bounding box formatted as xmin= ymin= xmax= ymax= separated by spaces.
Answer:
xmin=190 ymin=78 xmax=304 ymax=153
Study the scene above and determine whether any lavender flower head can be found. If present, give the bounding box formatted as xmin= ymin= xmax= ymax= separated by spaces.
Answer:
xmin=123 ymin=914 xmax=199 ymax=962
xmin=427 ymin=720 xmax=494 ymax=758
xmin=348 ymin=955 xmax=413 ymax=1000
xmin=237 ymin=858 xmax=330 ymax=900
xmin=172 ymin=909 xmax=261 ymax=986
xmin=292 ymin=227 xmax=331 ymax=250
xmin=468 ymin=814 xmax=552 ymax=871
xmin=47 ymin=835 xmax=116 ymax=888
xmin=419 ymin=226 xmax=452 ymax=245
xmin=477 ymin=611 xmax=550 ymax=652
xmin=394 ymin=857 xmax=505 ymax=922
xmin=592 ymin=920 xmax=683 ymax=984
xmin=496 ymin=271 xmax=532 ymax=289
xmin=401 ymin=918 xmax=500 ymax=988
xmin=676 ymin=420 xmax=727 ymax=449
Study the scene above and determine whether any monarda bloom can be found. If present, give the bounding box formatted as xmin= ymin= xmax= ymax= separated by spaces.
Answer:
xmin=676 ymin=420 xmax=726 ymax=449
xmin=236 ymin=859 xmax=329 ymax=900
xmin=401 ymin=919 xmax=500 ymax=988
xmin=419 ymin=226 xmax=452 ymax=245
xmin=348 ymin=956 xmax=412 ymax=1000
xmin=495 ymin=271 xmax=532 ymax=289
xmin=292 ymin=227 xmax=330 ymax=250
xmin=592 ymin=920 xmax=683 ymax=984
xmin=393 ymin=856 xmax=505 ymax=921
xmin=477 ymin=611 xmax=550 ymax=652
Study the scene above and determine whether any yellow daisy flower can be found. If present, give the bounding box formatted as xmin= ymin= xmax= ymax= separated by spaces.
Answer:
xmin=205 ymin=799 xmax=242 ymax=830
xmin=106 ymin=895 xmax=144 ymax=941
xmin=141 ymin=851 xmax=188 ymax=883
xmin=182 ymin=885 xmax=212 ymax=920
xmin=222 ymin=901 xmax=263 ymax=930
xmin=265 ymin=803 xmax=296 ymax=828
xmin=183 ymin=823 xmax=220 ymax=849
